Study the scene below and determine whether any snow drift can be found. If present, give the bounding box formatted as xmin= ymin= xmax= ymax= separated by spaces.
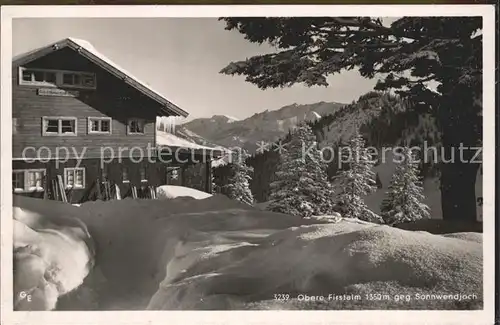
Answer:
xmin=156 ymin=185 xmax=212 ymax=200
xmin=13 ymin=196 xmax=482 ymax=311
xmin=13 ymin=197 xmax=95 ymax=310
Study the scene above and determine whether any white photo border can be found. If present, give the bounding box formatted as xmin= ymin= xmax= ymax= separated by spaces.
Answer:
xmin=0 ymin=5 xmax=496 ymax=325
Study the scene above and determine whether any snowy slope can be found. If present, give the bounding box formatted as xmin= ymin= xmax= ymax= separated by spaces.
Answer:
xmin=14 ymin=196 xmax=482 ymax=311
xmin=311 ymin=111 xmax=322 ymax=119
xmin=221 ymin=115 xmax=239 ymax=123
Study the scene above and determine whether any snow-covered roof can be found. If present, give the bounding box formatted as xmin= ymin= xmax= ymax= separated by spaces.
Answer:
xmin=156 ymin=130 xmax=225 ymax=159
xmin=13 ymin=37 xmax=188 ymax=118
xmin=156 ymin=131 xmax=218 ymax=151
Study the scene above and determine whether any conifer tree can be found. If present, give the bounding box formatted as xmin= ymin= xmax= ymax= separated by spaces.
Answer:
xmin=381 ymin=147 xmax=431 ymax=225
xmin=335 ymin=133 xmax=381 ymax=222
xmin=268 ymin=123 xmax=335 ymax=217
xmin=226 ymin=150 xmax=254 ymax=205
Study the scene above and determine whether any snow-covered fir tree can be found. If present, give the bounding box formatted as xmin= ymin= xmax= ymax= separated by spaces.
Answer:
xmin=268 ymin=123 xmax=335 ymax=217
xmin=226 ymin=150 xmax=254 ymax=205
xmin=335 ymin=133 xmax=381 ymax=222
xmin=380 ymin=147 xmax=431 ymax=225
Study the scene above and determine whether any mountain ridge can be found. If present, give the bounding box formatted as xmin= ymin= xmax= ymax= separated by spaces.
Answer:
xmin=182 ymin=101 xmax=346 ymax=152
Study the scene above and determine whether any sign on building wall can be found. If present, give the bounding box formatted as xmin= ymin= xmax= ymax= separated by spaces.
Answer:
xmin=37 ymin=88 xmax=80 ymax=98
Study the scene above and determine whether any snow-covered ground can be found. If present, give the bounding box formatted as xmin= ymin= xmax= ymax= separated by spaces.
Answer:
xmin=156 ymin=185 xmax=212 ymax=200
xmin=13 ymin=198 xmax=95 ymax=310
xmin=13 ymin=195 xmax=482 ymax=311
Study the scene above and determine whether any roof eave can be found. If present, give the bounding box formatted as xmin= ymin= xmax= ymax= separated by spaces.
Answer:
xmin=12 ymin=39 xmax=69 ymax=67
xmin=67 ymin=42 xmax=189 ymax=118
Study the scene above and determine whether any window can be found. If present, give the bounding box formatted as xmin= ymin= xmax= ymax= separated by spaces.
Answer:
xmin=127 ymin=119 xmax=145 ymax=135
xmin=12 ymin=169 xmax=46 ymax=193
xmin=88 ymin=117 xmax=112 ymax=134
xmin=12 ymin=171 xmax=25 ymax=192
xmin=122 ymin=166 xmax=129 ymax=183
xmin=64 ymin=167 xmax=85 ymax=189
xmin=42 ymin=117 xmax=77 ymax=136
xmin=19 ymin=67 xmax=96 ymax=90
xmin=140 ymin=165 xmax=148 ymax=183
xmin=27 ymin=170 xmax=45 ymax=190
xmin=61 ymin=72 xmax=96 ymax=88
xmin=20 ymin=68 xmax=57 ymax=86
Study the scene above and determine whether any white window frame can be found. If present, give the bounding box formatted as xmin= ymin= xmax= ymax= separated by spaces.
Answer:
xmin=12 ymin=169 xmax=46 ymax=193
xmin=127 ymin=118 xmax=145 ymax=135
xmin=19 ymin=67 xmax=96 ymax=90
xmin=88 ymin=117 xmax=112 ymax=135
xmin=18 ymin=67 xmax=58 ymax=87
xmin=64 ymin=167 xmax=86 ymax=189
xmin=42 ymin=116 xmax=78 ymax=136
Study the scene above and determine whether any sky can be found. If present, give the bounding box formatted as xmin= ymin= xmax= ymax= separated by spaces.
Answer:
xmin=13 ymin=18 xmax=381 ymax=120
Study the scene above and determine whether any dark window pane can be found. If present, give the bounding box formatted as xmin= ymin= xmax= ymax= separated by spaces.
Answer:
xmin=137 ymin=122 xmax=144 ymax=133
xmin=75 ymin=169 xmax=84 ymax=186
xmin=66 ymin=170 xmax=74 ymax=186
xmin=82 ymin=75 xmax=95 ymax=87
xmin=22 ymin=70 xmax=32 ymax=82
xmin=130 ymin=120 xmax=144 ymax=133
xmin=45 ymin=72 xmax=56 ymax=83
xmin=13 ymin=172 xmax=24 ymax=189
xmin=33 ymin=71 xmax=45 ymax=82
xmin=74 ymin=74 xmax=81 ymax=85
xmin=63 ymin=73 xmax=74 ymax=84
xmin=61 ymin=120 xmax=75 ymax=133
xmin=130 ymin=121 xmax=137 ymax=133
xmin=90 ymin=120 xmax=99 ymax=132
xmin=45 ymin=119 xmax=59 ymax=133
xmin=101 ymin=120 xmax=110 ymax=132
